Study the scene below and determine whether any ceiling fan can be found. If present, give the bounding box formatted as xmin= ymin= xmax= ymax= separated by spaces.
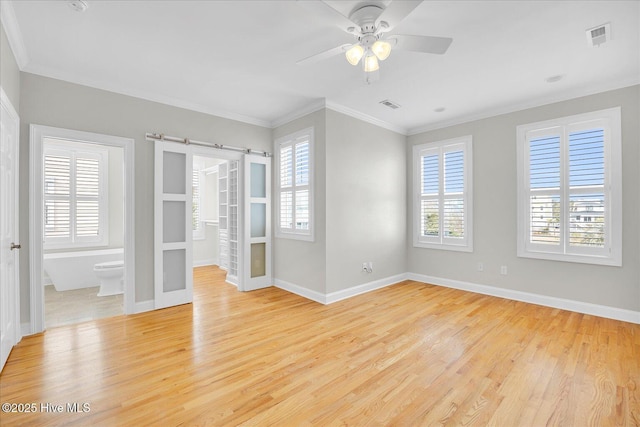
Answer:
xmin=297 ymin=0 xmax=453 ymax=82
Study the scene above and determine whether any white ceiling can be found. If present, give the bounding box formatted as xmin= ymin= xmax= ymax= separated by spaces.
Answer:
xmin=3 ymin=0 xmax=639 ymax=134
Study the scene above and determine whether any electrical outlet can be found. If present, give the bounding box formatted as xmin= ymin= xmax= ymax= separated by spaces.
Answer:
xmin=362 ymin=262 xmax=373 ymax=273
xmin=500 ymin=265 xmax=508 ymax=275
xmin=477 ymin=262 xmax=484 ymax=272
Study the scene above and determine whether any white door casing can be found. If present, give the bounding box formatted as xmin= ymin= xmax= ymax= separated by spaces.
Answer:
xmin=242 ymin=154 xmax=272 ymax=291
xmin=154 ymin=140 xmax=193 ymax=308
xmin=0 ymin=87 xmax=21 ymax=371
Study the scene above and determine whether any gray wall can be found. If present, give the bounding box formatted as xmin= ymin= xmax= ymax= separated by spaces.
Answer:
xmin=407 ymin=85 xmax=640 ymax=312
xmin=272 ymin=110 xmax=327 ymax=293
xmin=0 ymin=21 xmax=20 ymax=110
xmin=325 ymin=109 xmax=406 ymax=293
xmin=18 ymin=73 xmax=272 ymax=321
xmin=272 ymin=108 xmax=407 ymax=296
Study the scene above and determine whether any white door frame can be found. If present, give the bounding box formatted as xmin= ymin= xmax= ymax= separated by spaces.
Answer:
xmin=29 ymin=125 xmax=135 ymax=334
xmin=0 ymin=87 xmax=21 ymax=370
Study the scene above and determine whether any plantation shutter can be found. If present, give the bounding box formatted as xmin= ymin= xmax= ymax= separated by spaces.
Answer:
xmin=417 ymin=140 xmax=469 ymax=247
xmin=443 ymin=149 xmax=465 ymax=240
xmin=527 ymin=130 xmax=562 ymax=248
xmin=44 ymin=154 xmax=71 ymax=240
xmin=43 ymin=144 xmax=106 ymax=248
xmin=568 ymin=128 xmax=605 ymax=248
xmin=75 ymin=157 xmax=101 ymax=238
xmin=278 ymin=136 xmax=310 ymax=232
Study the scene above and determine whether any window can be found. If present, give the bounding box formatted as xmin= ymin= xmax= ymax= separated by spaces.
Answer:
xmin=413 ymin=135 xmax=473 ymax=251
xmin=43 ymin=139 xmax=108 ymax=249
xmin=275 ymin=127 xmax=313 ymax=241
xmin=516 ymin=107 xmax=621 ymax=266
xmin=192 ymin=167 xmax=205 ymax=240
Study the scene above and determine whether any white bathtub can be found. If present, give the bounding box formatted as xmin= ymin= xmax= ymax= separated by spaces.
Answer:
xmin=43 ymin=248 xmax=124 ymax=291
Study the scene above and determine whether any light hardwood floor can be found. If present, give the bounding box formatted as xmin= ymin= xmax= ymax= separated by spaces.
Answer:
xmin=1 ymin=266 xmax=638 ymax=426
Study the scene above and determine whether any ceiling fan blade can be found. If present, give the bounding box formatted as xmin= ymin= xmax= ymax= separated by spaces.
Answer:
xmin=296 ymin=0 xmax=360 ymax=33
xmin=376 ymin=0 xmax=423 ymax=33
xmin=296 ymin=44 xmax=351 ymax=65
xmin=391 ymin=34 xmax=453 ymax=55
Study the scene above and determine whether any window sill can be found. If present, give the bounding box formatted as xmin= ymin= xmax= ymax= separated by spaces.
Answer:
xmin=413 ymin=241 xmax=472 ymax=252
xmin=517 ymin=249 xmax=621 ymax=267
xmin=275 ymin=231 xmax=314 ymax=242
xmin=44 ymin=241 xmax=109 ymax=251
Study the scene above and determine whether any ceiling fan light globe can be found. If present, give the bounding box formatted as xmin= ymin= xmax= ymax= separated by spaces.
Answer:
xmin=372 ymin=40 xmax=392 ymax=61
xmin=345 ymin=45 xmax=364 ymax=66
xmin=363 ymin=54 xmax=379 ymax=72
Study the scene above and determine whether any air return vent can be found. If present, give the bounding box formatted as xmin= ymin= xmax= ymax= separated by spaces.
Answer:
xmin=586 ymin=23 xmax=611 ymax=47
xmin=379 ymin=99 xmax=401 ymax=109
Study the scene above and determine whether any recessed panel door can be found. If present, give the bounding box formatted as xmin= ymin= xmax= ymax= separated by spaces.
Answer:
xmin=242 ymin=155 xmax=271 ymax=291
xmin=154 ymin=141 xmax=193 ymax=308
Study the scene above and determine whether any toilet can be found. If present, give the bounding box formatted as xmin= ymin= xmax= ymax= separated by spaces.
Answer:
xmin=94 ymin=261 xmax=124 ymax=296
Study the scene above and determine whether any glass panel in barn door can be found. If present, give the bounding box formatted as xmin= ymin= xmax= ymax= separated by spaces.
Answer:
xmin=154 ymin=141 xmax=193 ymax=308
xmin=242 ymin=155 xmax=271 ymax=290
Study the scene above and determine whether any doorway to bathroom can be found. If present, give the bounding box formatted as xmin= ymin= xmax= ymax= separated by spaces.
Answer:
xmin=29 ymin=125 xmax=135 ymax=333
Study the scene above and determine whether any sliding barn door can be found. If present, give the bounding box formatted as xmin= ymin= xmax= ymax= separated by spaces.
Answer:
xmin=243 ymin=155 xmax=272 ymax=291
xmin=154 ymin=141 xmax=193 ymax=308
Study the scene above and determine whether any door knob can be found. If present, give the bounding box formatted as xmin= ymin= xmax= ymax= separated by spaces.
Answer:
xmin=10 ymin=243 xmax=21 ymax=250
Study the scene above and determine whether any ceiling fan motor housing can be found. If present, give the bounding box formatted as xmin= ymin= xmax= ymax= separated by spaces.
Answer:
xmin=350 ymin=4 xmax=384 ymax=35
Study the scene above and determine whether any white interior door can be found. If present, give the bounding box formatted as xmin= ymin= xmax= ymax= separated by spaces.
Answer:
xmin=154 ymin=141 xmax=193 ymax=309
xmin=0 ymin=89 xmax=21 ymax=371
xmin=242 ymin=155 xmax=271 ymax=291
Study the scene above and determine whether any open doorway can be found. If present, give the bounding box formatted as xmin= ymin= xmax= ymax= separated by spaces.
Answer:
xmin=192 ymin=154 xmax=239 ymax=290
xmin=29 ymin=125 xmax=135 ymax=334
xmin=41 ymin=138 xmax=125 ymax=328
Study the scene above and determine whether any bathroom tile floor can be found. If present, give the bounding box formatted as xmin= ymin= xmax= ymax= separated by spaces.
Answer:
xmin=45 ymin=285 xmax=124 ymax=329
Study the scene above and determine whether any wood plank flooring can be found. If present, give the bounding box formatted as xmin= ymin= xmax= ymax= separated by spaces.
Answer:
xmin=1 ymin=266 xmax=638 ymax=426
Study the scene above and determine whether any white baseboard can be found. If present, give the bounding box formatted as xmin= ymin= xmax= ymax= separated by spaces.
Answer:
xmin=274 ymin=278 xmax=327 ymax=304
xmin=193 ymin=258 xmax=217 ymax=267
xmin=274 ymin=273 xmax=409 ymax=305
xmin=134 ymin=299 xmax=155 ymax=314
xmin=325 ymin=273 xmax=409 ymax=304
xmin=407 ymin=272 xmax=640 ymax=325
xmin=21 ymin=322 xmax=32 ymax=337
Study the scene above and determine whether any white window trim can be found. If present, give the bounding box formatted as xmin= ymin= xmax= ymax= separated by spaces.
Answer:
xmin=516 ymin=107 xmax=622 ymax=266
xmin=43 ymin=139 xmax=109 ymax=250
xmin=413 ymin=135 xmax=473 ymax=252
xmin=274 ymin=127 xmax=314 ymax=242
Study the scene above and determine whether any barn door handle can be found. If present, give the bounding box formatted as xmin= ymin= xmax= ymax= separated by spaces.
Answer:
xmin=10 ymin=243 xmax=21 ymax=250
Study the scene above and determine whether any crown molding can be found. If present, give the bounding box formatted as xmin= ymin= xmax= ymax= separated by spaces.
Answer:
xmin=0 ymin=0 xmax=29 ymax=69
xmin=272 ymin=98 xmax=408 ymax=135
xmin=324 ymin=100 xmax=408 ymax=135
xmin=407 ymin=76 xmax=640 ymax=136
xmin=270 ymin=98 xmax=327 ymax=128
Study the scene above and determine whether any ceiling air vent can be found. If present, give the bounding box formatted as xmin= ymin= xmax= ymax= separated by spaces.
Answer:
xmin=586 ymin=23 xmax=611 ymax=47
xmin=379 ymin=99 xmax=401 ymax=109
